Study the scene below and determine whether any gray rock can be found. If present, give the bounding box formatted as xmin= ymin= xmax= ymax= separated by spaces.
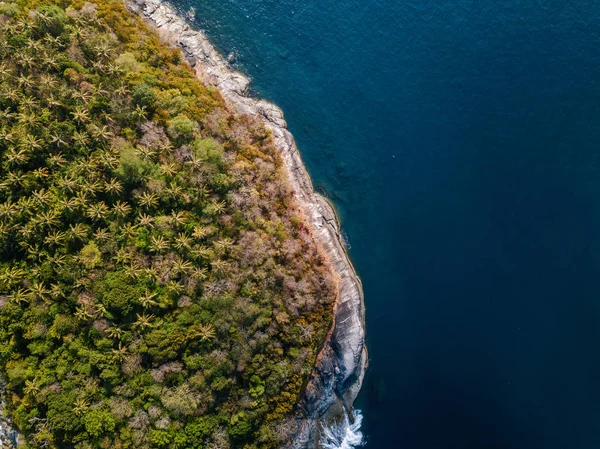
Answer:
xmin=0 ymin=381 xmax=20 ymax=448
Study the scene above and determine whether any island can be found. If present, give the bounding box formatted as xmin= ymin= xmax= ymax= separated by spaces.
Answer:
xmin=0 ymin=0 xmax=365 ymax=447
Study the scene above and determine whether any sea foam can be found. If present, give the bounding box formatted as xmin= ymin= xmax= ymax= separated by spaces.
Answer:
xmin=320 ymin=410 xmax=366 ymax=449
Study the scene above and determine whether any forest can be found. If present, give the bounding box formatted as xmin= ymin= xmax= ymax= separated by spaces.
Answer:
xmin=0 ymin=0 xmax=336 ymax=447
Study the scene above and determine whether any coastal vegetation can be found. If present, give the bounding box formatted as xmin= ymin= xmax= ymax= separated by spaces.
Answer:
xmin=0 ymin=0 xmax=336 ymax=447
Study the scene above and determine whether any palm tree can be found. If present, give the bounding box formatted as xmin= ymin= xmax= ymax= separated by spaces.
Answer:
xmin=71 ymin=90 xmax=92 ymax=105
xmin=73 ymin=397 xmax=89 ymax=417
xmin=192 ymin=226 xmax=211 ymax=240
xmin=104 ymin=178 xmax=123 ymax=196
xmin=138 ymin=290 xmax=158 ymax=309
xmin=143 ymin=267 xmax=158 ymax=282
xmin=4 ymin=148 xmax=29 ymax=166
xmin=0 ymin=63 xmax=12 ymax=78
xmin=191 ymin=267 xmax=207 ymax=280
xmin=124 ymin=264 xmax=143 ymax=280
xmin=32 ymin=189 xmax=53 ymax=206
xmin=106 ymin=63 xmax=122 ymax=76
xmin=174 ymin=232 xmax=191 ymax=250
xmin=213 ymin=238 xmax=234 ymax=254
xmin=47 ymin=153 xmax=67 ymax=168
xmin=98 ymin=150 xmax=119 ymax=170
xmin=87 ymin=201 xmax=109 ymax=220
xmin=6 ymin=171 xmax=25 ymax=187
xmin=191 ymin=246 xmax=213 ymax=260
xmin=173 ymin=258 xmax=193 ymax=276
xmin=21 ymin=134 xmax=42 ymax=150
xmin=211 ymin=259 xmax=230 ymax=275
xmin=82 ymin=180 xmax=102 ymax=196
xmin=74 ymin=191 xmax=90 ymax=209
xmin=32 ymin=167 xmax=50 ymax=181
xmin=133 ymin=313 xmax=155 ymax=330
xmin=93 ymin=228 xmax=110 ymax=240
xmin=131 ymin=104 xmax=147 ymax=121
xmin=111 ymin=343 xmax=128 ymax=361
xmin=137 ymin=213 xmax=154 ymax=228
xmin=38 ymin=210 xmax=59 ymax=227
xmin=17 ymin=74 xmax=34 ymax=89
xmin=9 ymin=288 xmax=30 ymax=305
xmin=59 ymin=176 xmax=78 ymax=193
xmin=166 ymin=281 xmax=185 ymax=296
xmin=17 ymin=110 xmax=39 ymax=128
xmin=24 ymin=379 xmax=39 ymax=397
xmin=207 ymin=200 xmax=227 ymax=216
xmin=171 ymin=211 xmax=188 ymax=227
xmin=60 ymin=197 xmax=79 ymax=213
xmin=198 ymin=323 xmax=216 ymax=341
xmin=42 ymin=54 xmax=59 ymax=70
xmin=26 ymin=245 xmax=47 ymax=263
xmin=44 ymin=230 xmax=66 ymax=246
xmin=72 ymin=130 xmax=89 ymax=147
xmin=75 ymin=306 xmax=92 ymax=321
xmin=47 ymin=94 xmax=64 ymax=109
xmin=18 ymin=53 xmax=34 ymax=70
xmin=185 ymin=157 xmax=203 ymax=172
xmin=150 ymin=235 xmax=169 ymax=253
xmin=120 ymin=223 xmax=138 ymax=240
xmin=0 ymin=201 xmax=18 ymax=219
xmin=20 ymin=96 xmax=39 ymax=109
xmin=50 ymin=254 xmax=66 ymax=267
xmin=165 ymin=184 xmax=184 ymax=199
xmin=49 ymin=283 xmax=64 ymax=300
xmin=68 ymin=223 xmax=89 ymax=241
xmin=73 ymin=278 xmax=91 ymax=290
xmin=29 ymin=282 xmax=50 ymax=301
xmin=135 ymin=146 xmax=157 ymax=161
xmin=112 ymin=201 xmax=131 ymax=217
xmin=91 ymin=60 xmax=106 ymax=73
xmin=137 ymin=191 xmax=158 ymax=209
xmin=113 ymin=248 xmax=132 ymax=265
xmin=114 ymin=84 xmax=129 ymax=97
xmin=160 ymin=163 xmax=178 ymax=177
xmin=50 ymin=131 xmax=68 ymax=147
xmin=93 ymin=303 xmax=110 ymax=318
xmin=107 ymin=326 xmax=124 ymax=340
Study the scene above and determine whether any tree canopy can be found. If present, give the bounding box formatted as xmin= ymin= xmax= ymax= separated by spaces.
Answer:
xmin=0 ymin=0 xmax=335 ymax=447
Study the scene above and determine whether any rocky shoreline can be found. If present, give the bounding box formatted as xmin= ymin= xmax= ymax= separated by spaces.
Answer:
xmin=0 ymin=382 xmax=20 ymax=449
xmin=123 ymin=0 xmax=367 ymax=446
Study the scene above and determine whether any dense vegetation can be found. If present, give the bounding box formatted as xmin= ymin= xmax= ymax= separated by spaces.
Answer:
xmin=0 ymin=0 xmax=336 ymax=447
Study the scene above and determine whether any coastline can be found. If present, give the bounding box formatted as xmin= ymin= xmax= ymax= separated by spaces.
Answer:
xmin=123 ymin=0 xmax=367 ymax=446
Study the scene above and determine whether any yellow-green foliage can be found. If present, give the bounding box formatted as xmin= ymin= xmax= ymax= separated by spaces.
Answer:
xmin=0 ymin=0 xmax=335 ymax=447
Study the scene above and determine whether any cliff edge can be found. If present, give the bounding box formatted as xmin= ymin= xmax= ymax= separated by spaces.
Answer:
xmin=123 ymin=0 xmax=367 ymax=446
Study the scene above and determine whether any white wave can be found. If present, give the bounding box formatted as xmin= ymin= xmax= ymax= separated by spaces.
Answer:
xmin=320 ymin=410 xmax=366 ymax=449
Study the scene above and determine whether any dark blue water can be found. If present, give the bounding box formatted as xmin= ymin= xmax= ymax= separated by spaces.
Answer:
xmin=170 ymin=0 xmax=600 ymax=447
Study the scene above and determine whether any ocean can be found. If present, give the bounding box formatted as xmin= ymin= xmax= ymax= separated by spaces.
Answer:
xmin=169 ymin=0 xmax=600 ymax=447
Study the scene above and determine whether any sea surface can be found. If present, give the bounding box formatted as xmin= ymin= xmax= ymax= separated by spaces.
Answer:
xmin=169 ymin=0 xmax=600 ymax=447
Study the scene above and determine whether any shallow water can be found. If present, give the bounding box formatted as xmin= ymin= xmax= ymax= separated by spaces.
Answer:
xmin=169 ymin=0 xmax=600 ymax=447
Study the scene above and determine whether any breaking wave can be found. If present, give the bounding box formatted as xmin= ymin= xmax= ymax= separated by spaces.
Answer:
xmin=320 ymin=410 xmax=366 ymax=449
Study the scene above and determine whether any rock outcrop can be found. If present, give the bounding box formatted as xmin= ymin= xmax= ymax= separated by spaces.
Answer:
xmin=0 ymin=383 xmax=20 ymax=449
xmin=131 ymin=1 xmax=367 ymax=446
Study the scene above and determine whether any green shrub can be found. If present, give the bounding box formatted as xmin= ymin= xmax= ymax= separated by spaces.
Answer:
xmin=80 ymin=242 xmax=102 ymax=269
xmin=115 ymin=52 xmax=141 ymax=72
xmin=0 ymin=3 xmax=20 ymax=17
xmin=34 ymin=5 xmax=68 ymax=37
xmin=83 ymin=409 xmax=115 ymax=438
